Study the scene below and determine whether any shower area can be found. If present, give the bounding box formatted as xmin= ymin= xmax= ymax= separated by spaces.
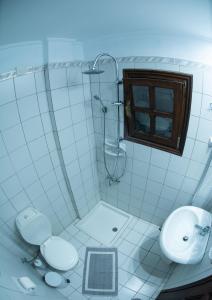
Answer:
xmin=1 ymin=1 xmax=212 ymax=300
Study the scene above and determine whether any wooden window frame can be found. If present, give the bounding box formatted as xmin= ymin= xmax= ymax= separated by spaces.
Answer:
xmin=123 ymin=69 xmax=193 ymax=156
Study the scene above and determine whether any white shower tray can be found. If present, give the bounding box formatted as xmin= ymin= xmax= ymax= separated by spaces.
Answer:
xmin=76 ymin=201 xmax=132 ymax=245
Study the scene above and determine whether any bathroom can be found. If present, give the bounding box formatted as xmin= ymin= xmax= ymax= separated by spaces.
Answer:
xmin=1 ymin=0 xmax=212 ymax=299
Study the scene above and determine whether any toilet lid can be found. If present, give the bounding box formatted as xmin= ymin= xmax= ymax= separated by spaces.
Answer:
xmin=40 ymin=236 xmax=78 ymax=271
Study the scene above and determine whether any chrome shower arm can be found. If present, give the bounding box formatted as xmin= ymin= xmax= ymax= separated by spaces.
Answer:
xmin=92 ymin=53 xmax=119 ymax=81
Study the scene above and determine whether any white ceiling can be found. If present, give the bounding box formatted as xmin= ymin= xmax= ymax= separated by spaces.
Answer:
xmin=0 ymin=0 xmax=212 ymax=45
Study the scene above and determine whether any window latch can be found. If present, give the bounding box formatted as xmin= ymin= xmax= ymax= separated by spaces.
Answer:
xmin=125 ymin=102 xmax=131 ymax=118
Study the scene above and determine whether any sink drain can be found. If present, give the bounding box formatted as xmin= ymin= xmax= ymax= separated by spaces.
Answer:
xmin=112 ymin=227 xmax=118 ymax=232
xmin=183 ymin=236 xmax=189 ymax=241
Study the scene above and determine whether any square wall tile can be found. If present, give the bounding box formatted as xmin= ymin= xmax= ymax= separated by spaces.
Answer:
xmin=200 ymin=94 xmax=212 ymax=121
xmin=132 ymin=159 xmax=149 ymax=177
xmin=0 ymin=201 xmax=16 ymax=222
xmin=187 ymin=115 xmax=199 ymax=139
xmin=17 ymin=164 xmax=37 ymax=188
xmin=67 ymin=66 xmax=82 ymax=86
xmin=0 ymin=79 xmax=15 ymax=105
xmin=183 ymin=138 xmax=195 ymax=158
xmin=71 ymin=103 xmax=86 ymax=124
xmin=0 ymin=156 xmax=14 ymax=182
xmin=35 ymin=71 xmax=46 ymax=92
xmin=51 ymin=87 xmax=69 ymax=111
xmin=10 ymin=145 xmax=32 ymax=171
xmin=26 ymin=181 xmax=44 ymax=201
xmin=37 ymin=92 xmax=48 ymax=113
xmin=49 ymin=68 xmax=67 ymax=90
xmin=165 ymin=171 xmax=184 ymax=189
xmin=62 ymin=144 xmax=78 ymax=164
xmin=34 ymin=155 xmax=53 ymax=177
xmin=148 ymin=165 xmax=166 ymax=184
xmin=133 ymin=143 xmax=151 ymax=162
xmin=41 ymin=171 xmax=58 ymax=191
xmin=28 ymin=136 xmax=49 ymax=161
xmin=181 ymin=177 xmax=198 ymax=194
xmin=146 ymin=179 xmax=163 ymax=196
xmin=190 ymin=92 xmax=202 ymax=117
xmin=68 ymin=85 xmax=84 ymax=105
xmin=197 ymin=118 xmax=212 ymax=143
xmin=168 ymin=155 xmax=189 ymax=175
xmin=41 ymin=112 xmax=52 ymax=133
xmin=59 ymin=126 xmax=75 ymax=149
xmin=14 ymin=73 xmax=36 ymax=98
xmin=18 ymin=94 xmax=39 ymax=121
xmin=151 ymin=149 xmax=170 ymax=169
xmin=54 ymin=107 xmax=72 ymax=130
xmin=161 ymin=185 xmax=178 ymax=202
xmin=10 ymin=191 xmax=30 ymax=211
xmin=2 ymin=124 xmax=26 ymax=152
xmin=186 ymin=160 xmax=205 ymax=180
xmin=76 ymin=137 xmax=90 ymax=156
xmin=23 ymin=116 xmax=44 ymax=142
xmin=131 ymin=174 xmax=147 ymax=191
xmin=73 ymin=121 xmax=88 ymax=141
xmin=143 ymin=191 xmax=159 ymax=206
xmin=1 ymin=175 xmax=22 ymax=198
xmin=0 ymin=102 xmax=20 ymax=130
xmin=192 ymin=140 xmax=210 ymax=163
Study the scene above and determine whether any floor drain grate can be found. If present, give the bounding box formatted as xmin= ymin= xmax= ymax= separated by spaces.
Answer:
xmin=112 ymin=227 xmax=118 ymax=232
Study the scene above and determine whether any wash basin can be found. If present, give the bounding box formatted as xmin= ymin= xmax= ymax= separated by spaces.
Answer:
xmin=160 ymin=206 xmax=211 ymax=264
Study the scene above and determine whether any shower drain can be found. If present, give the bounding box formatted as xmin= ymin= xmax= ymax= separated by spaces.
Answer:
xmin=183 ymin=236 xmax=189 ymax=241
xmin=112 ymin=227 xmax=118 ymax=232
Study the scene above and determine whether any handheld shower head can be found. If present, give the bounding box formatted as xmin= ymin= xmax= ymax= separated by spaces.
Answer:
xmin=93 ymin=95 xmax=107 ymax=113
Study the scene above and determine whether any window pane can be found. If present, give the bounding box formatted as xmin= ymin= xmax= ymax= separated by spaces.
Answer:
xmin=155 ymin=87 xmax=174 ymax=113
xmin=155 ymin=116 xmax=172 ymax=138
xmin=132 ymin=85 xmax=149 ymax=108
xmin=135 ymin=112 xmax=150 ymax=133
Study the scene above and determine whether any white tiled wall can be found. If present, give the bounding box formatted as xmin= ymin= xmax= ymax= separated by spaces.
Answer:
xmin=0 ymin=69 xmax=78 ymax=253
xmin=48 ymin=64 xmax=100 ymax=217
xmin=91 ymin=57 xmax=212 ymax=226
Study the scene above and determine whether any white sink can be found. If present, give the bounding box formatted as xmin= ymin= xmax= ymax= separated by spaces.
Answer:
xmin=160 ymin=206 xmax=211 ymax=264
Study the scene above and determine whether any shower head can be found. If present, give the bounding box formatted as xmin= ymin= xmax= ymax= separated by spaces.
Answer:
xmin=82 ymin=67 xmax=104 ymax=75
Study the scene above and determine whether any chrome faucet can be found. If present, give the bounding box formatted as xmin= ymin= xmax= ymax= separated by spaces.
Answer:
xmin=195 ymin=224 xmax=211 ymax=236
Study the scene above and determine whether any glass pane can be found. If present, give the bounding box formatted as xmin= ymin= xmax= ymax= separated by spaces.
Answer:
xmin=155 ymin=116 xmax=173 ymax=138
xmin=135 ymin=112 xmax=150 ymax=133
xmin=132 ymin=85 xmax=149 ymax=108
xmin=155 ymin=87 xmax=174 ymax=113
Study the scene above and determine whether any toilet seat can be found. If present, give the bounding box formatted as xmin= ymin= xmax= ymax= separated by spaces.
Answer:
xmin=40 ymin=236 xmax=79 ymax=271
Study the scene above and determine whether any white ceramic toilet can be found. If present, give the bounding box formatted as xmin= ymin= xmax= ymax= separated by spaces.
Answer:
xmin=16 ymin=207 xmax=79 ymax=271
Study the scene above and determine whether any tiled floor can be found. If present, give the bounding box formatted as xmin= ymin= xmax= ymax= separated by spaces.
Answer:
xmin=58 ymin=215 xmax=175 ymax=300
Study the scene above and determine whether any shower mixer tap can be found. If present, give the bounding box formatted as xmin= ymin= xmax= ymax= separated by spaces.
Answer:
xmin=195 ymin=224 xmax=211 ymax=236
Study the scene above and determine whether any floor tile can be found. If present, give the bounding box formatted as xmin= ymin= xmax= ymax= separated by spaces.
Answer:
xmin=57 ymin=212 xmax=172 ymax=300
